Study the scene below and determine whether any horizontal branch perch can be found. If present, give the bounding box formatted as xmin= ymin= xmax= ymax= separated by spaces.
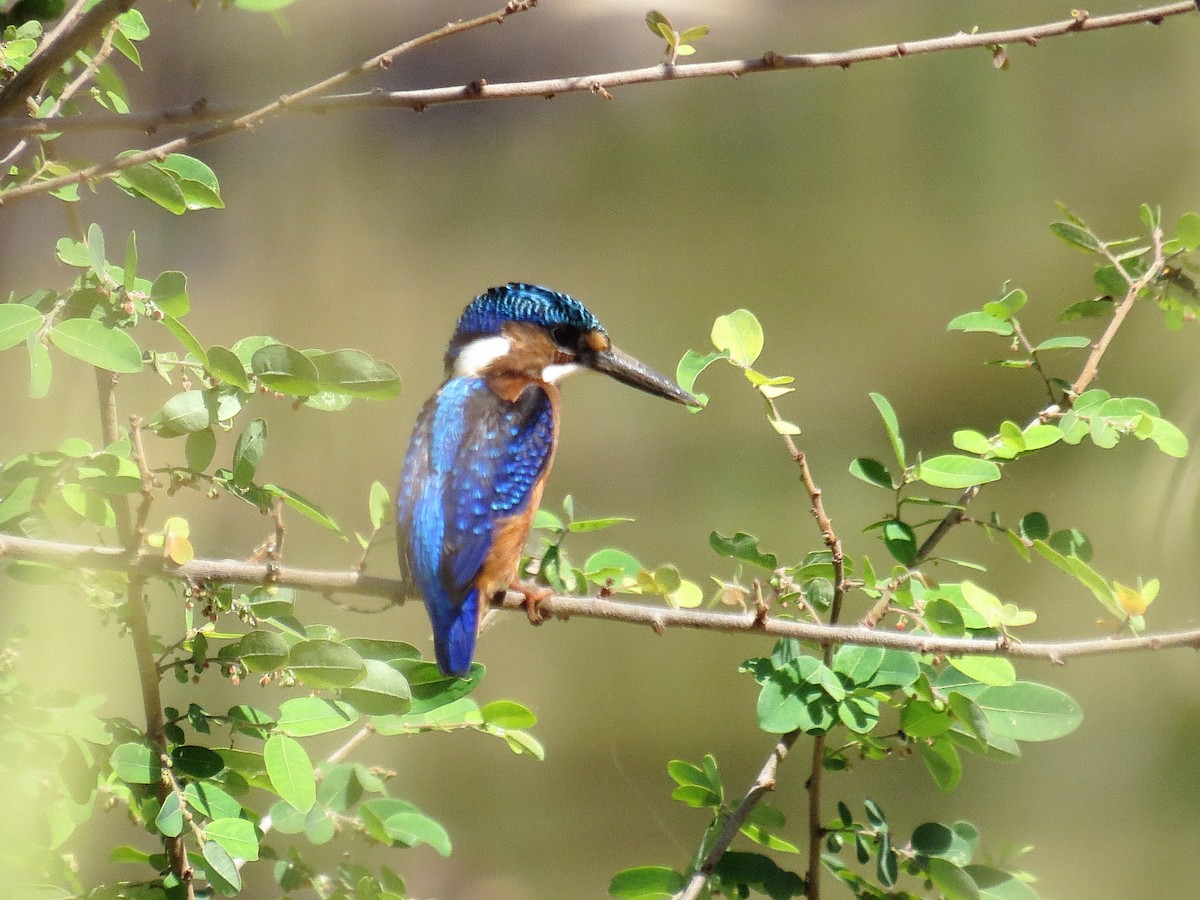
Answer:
xmin=3 ymin=532 xmax=1198 ymax=663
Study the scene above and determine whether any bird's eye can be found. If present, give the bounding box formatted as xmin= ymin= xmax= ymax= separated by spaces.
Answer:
xmin=549 ymin=325 xmax=579 ymax=348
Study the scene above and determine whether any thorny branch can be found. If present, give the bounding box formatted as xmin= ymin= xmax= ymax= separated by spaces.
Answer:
xmin=1 ymin=3 xmax=1197 ymax=203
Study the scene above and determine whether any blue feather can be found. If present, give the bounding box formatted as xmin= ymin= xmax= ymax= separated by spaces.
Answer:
xmin=397 ymin=376 xmax=555 ymax=675
xmin=447 ymin=283 xmax=604 ymax=365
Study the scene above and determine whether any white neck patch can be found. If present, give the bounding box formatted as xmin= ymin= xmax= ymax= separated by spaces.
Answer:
xmin=453 ymin=335 xmax=511 ymax=377
xmin=542 ymin=362 xmax=581 ymax=383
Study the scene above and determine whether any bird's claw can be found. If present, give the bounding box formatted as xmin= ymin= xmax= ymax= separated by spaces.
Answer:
xmin=511 ymin=581 xmax=553 ymax=626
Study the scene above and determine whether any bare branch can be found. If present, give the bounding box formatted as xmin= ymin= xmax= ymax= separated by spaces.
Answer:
xmin=2 ymin=3 xmax=1196 ymax=204
xmin=3 ymin=2 xmax=1195 ymax=141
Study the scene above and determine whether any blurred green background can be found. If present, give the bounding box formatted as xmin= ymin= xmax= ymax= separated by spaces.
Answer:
xmin=3 ymin=1 xmax=1200 ymax=897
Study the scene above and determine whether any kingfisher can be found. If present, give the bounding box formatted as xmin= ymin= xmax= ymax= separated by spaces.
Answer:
xmin=397 ymin=283 xmax=699 ymax=676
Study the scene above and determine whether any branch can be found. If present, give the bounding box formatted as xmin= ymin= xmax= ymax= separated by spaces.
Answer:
xmin=675 ymin=731 xmax=802 ymax=900
xmin=2 ymin=531 xmax=1198 ymax=661
xmin=0 ymin=1 xmax=537 ymax=204
xmin=0 ymin=0 xmax=138 ymax=118
xmin=1 ymin=3 xmax=1196 ymax=202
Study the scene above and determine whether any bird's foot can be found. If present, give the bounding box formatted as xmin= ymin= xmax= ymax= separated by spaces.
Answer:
xmin=510 ymin=580 xmax=553 ymax=625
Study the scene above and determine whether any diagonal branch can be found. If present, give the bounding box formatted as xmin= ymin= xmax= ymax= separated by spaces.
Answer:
xmin=0 ymin=1 xmax=537 ymax=204
xmin=1 ymin=3 xmax=1197 ymax=202
xmin=0 ymin=0 xmax=138 ymax=118
xmin=2 ymin=1 xmax=1196 ymax=139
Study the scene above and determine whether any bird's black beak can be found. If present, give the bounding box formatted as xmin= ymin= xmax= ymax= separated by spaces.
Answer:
xmin=587 ymin=344 xmax=701 ymax=407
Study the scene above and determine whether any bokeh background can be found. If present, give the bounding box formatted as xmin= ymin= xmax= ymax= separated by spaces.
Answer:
xmin=3 ymin=1 xmax=1200 ymax=897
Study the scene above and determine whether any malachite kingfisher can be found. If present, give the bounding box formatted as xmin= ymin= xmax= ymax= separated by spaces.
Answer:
xmin=397 ymin=283 xmax=699 ymax=676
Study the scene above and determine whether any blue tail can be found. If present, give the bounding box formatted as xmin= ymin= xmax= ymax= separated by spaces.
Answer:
xmin=433 ymin=589 xmax=479 ymax=677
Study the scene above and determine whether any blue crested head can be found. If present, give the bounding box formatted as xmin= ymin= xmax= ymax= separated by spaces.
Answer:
xmin=447 ymin=283 xmax=604 ymax=361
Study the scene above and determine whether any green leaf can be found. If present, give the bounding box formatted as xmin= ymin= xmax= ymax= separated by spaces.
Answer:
xmin=251 ymin=343 xmax=321 ymax=396
xmin=363 ymin=481 xmax=391 ymax=534
xmin=154 ymin=792 xmax=183 ymax=837
xmin=710 ymin=309 xmax=763 ymax=367
xmin=1032 ymin=335 xmax=1091 ymax=351
xmin=288 ymin=639 xmax=366 ymax=688
xmin=675 ymin=348 xmax=724 ymax=405
xmin=338 ymin=658 xmax=413 ymax=716
xmin=389 ymin=659 xmax=483 ymax=715
xmin=235 ymin=629 xmax=289 ymax=672
xmin=49 ymin=319 xmax=143 ymax=373
xmin=916 ymin=455 xmax=1001 ymax=490
xmin=264 ymin=733 xmax=315 ymax=812
xmin=231 ymin=417 xmax=267 ymax=487
xmin=928 ymin=858 xmax=980 ymax=900
xmin=869 ymin=392 xmax=906 ymax=469
xmin=276 ymin=697 xmax=359 ymax=736
xmin=709 ymin=530 xmax=777 ymax=570
xmin=161 ymin=315 xmax=207 ymax=367
xmin=946 ymin=311 xmax=1014 ymax=335
xmin=1050 ymin=221 xmax=1101 ymax=253
xmin=263 ymin=483 xmax=343 ymax=534
xmin=1177 ymin=211 xmax=1200 ymax=252
xmin=172 ymin=744 xmax=225 ymax=778
xmin=86 ymin=222 xmax=106 ymax=271
xmin=1140 ymin=415 xmax=1189 ymax=458
xmin=308 ymin=348 xmax=401 ymax=399
xmin=0 ymin=304 xmax=43 ymax=350
xmin=974 ymin=681 xmax=1083 ymax=742
xmin=952 ymin=429 xmax=992 ymax=456
xmin=206 ymin=345 xmax=250 ymax=390
xmin=481 ymin=700 xmax=538 ymax=729
xmin=149 ymin=389 xmax=242 ymax=437
xmin=150 ymin=270 xmax=189 ymax=317
xmin=205 ymin=817 xmax=259 ymax=861
xmin=158 ymin=154 xmax=223 ymax=210
xmin=202 ymin=838 xmax=242 ymax=894
xmin=849 ymin=456 xmax=892 ymax=489
xmin=832 ymin=645 xmax=884 ymax=685
xmin=1017 ymin=511 xmax=1049 ymax=541
xmin=881 ymin=519 xmax=917 ymax=565
xmin=120 ymin=160 xmax=187 ymax=214
xmin=948 ymin=655 xmax=1016 ymax=687
xmin=185 ymin=782 xmax=243 ymax=821
xmin=56 ymin=237 xmax=91 ymax=267
xmin=27 ymin=334 xmax=51 ymax=398
xmin=567 ymin=515 xmax=634 ymax=534
xmin=920 ymin=738 xmax=963 ymax=792
xmin=981 ymin=288 xmax=1027 ymax=320
xmin=1032 ymin=539 xmax=1118 ymax=617
xmin=609 ymin=866 xmax=686 ymax=899
xmin=185 ymin=428 xmax=217 ymax=472
xmin=381 ymin=808 xmax=452 ymax=856
xmin=110 ymin=741 xmax=160 ymax=784
xmin=342 ymin=637 xmax=421 ymax=663
xmin=967 ymin=865 xmax=1040 ymax=899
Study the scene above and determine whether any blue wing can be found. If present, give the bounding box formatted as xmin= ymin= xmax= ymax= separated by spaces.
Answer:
xmin=397 ymin=376 xmax=555 ymax=675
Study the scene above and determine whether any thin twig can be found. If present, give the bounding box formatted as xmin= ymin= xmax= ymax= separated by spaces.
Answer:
xmin=897 ymin=220 xmax=1170 ymax=581
xmin=0 ymin=0 xmax=137 ymax=118
xmin=2 ymin=1 xmax=1195 ymax=142
xmin=0 ymin=1 xmax=538 ymax=204
xmin=1069 ymin=223 xmax=1165 ymax=397
xmin=0 ymin=18 xmax=120 ymax=175
xmin=674 ymin=732 xmax=801 ymax=900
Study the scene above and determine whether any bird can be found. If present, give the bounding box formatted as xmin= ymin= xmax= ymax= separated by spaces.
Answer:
xmin=397 ymin=283 xmax=699 ymax=676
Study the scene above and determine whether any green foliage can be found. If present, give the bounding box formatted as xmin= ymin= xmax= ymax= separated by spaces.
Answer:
xmin=645 ymin=10 xmax=710 ymax=64
xmin=3 ymin=5 xmax=1198 ymax=896
xmin=609 ymin=207 xmax=1197 ymax=897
